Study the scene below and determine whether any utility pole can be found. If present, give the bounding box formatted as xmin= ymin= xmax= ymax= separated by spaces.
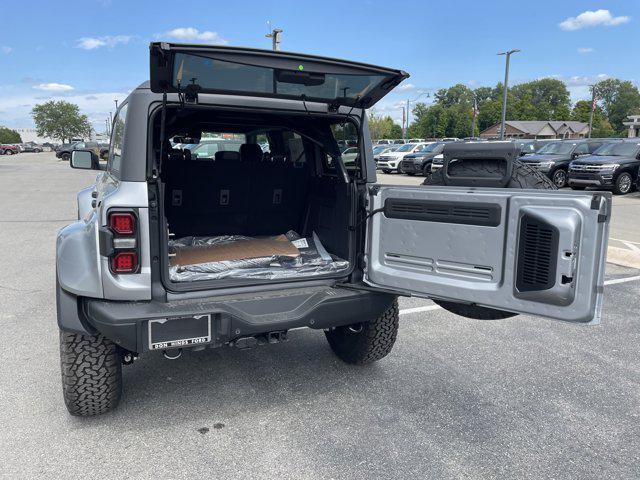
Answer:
xmin=497 ymin=49 xmax=520 ymax=140
xmin=114 ymin=99 xmax=118 ymax=110
xmin=588 ymin=84 xmax=597 ymax=138
xmin=265 ymin=22 xmax=283 ymax=51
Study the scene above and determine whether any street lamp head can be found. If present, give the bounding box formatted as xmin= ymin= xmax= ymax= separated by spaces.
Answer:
xmin=498 ymin=49 xmax=521 ymax=56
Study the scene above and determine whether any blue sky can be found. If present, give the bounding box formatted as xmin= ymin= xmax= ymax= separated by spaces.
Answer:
xmin=0 ymin=0 xmax=637 ymax=131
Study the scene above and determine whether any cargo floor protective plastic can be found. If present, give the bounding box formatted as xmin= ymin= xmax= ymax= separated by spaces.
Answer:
xmin=168 ymin=230 xmax=349 ymax=282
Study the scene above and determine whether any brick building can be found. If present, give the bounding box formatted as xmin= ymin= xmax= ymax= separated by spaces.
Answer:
xmin=479 ymin=120 xmax=589 ymax=139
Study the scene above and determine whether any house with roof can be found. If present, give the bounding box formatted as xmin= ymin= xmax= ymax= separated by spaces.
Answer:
xmin=479 ymin=120 xmax=589 ymax=139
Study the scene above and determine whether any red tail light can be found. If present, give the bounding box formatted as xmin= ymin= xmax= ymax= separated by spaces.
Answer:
xmin=110 ymin=212 xmax=136 ymax=235
xmin=107 ymin=210 xmax=139 ymax=274
xmin=111 ymin=252 xmax=138 ymax=273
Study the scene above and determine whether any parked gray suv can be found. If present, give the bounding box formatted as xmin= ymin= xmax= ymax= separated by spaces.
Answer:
xmin=57 ymin=43 xmax=612 ymax=416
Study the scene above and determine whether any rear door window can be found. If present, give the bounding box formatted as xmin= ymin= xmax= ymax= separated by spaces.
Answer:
xmin=108 ymin=103 xmax=127 ymax=176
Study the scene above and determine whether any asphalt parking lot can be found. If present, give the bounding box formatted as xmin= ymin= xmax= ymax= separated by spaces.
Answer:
xmin=1 ymin=152 xmax=639 ymax=479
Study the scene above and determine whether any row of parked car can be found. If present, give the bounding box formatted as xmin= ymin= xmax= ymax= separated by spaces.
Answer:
xmin=370 ymin=137 xmax=640 ymax=195
xmin=0 ymin=142 xmax=53 ymax=155
xmin=54 ymin=141 xmax=109 ymax=161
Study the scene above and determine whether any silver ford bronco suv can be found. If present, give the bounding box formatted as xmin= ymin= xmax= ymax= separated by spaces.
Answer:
xmin=57 ymin=43 xmax=611 ymax=416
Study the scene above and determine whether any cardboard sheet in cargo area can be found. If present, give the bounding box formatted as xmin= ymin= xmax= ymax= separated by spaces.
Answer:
xmin=170 ymin=235 xmax=299 ymax=267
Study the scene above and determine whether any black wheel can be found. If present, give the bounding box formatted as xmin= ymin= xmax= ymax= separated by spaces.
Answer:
xmin=551 ymin=168 xmax=567 ymax=188
xmin=325 ymin=299 xmax=399 ymax=365
xmin=59 ymin=331 xmax=122 ymax=416
xmin=423 ymin=159 xmax=556 ymax=320
xmin=382 ymin=169 xmax=391 ymax=174
xmin=406 ymin=172 xmax=415 ymax=176
xmin=570 ymin=185 xmax=586 ymax=190
xmin=613 ymin=172 xmax=633 ymax=195
xmin=422 ymin=163 xmax=432 ymax=178
xmin=5 ymin=149 xmax=13 ymax=155
xmin=396 ymin=164 xmax=403 ymax=174
xmin=61 ymin=152 xmax=71 ymax=161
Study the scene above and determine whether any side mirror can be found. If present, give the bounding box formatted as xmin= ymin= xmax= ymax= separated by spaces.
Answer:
xmin=71 ymin=150 xmax=102 ymax=170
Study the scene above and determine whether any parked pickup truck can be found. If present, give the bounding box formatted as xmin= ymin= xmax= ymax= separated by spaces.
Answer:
xmin=0 ymin=144 xmax=20 ymax=155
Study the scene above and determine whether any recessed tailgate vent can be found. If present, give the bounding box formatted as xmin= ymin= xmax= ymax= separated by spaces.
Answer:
xmin=383 ymin=199 xmax=501 ymax=226
xmin=516 ymin=215 xmax=559 ymax=292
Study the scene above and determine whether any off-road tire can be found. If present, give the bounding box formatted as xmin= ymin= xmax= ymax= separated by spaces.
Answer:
xmin=613 ymin=172 xmax=633 ymax=195
xmin=59 ymin=331 xmax=122 ymax=416
xmin=325 ymin=299 xmax=399 ymax=364
xmin=422 ymin=159 xmax=556 ymax=320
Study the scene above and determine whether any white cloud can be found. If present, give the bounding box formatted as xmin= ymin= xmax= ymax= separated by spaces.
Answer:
xmin=2 ymin=46 xmax=12 ymax=54
xmin=33 ymin=83 xmax=75 ymax=92
xmin=559 ymin=9 xmax=630 ymax=31
xmin=397 ymin=83 xmax=415 ymax=92
xmin=76 ymin=35 xmax=132 ymax=50
xmin=161 ymin=27 xmax=228 ymax=44
xmin=577 ymin=47 xmax=594 ymax=54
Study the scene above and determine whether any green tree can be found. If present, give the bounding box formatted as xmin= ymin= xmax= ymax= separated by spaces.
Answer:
xmin=571 ymin=100 xmax=615 ymax=137
xmin=510 ymin=78 xmax=571 ymax=120
xmin=595 ymin=79 xmax=640 ymax=134
xmin=368 ymin=110 xmax=403 ymax=139
xmin=0 ymin=127 xmax=22 ymax=144
xmin=31 ymin=101 xmax=93 ymax=144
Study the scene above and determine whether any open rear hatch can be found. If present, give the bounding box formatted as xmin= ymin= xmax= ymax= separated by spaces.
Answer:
xmin=149 ymin=42 xmax=409 ymax=108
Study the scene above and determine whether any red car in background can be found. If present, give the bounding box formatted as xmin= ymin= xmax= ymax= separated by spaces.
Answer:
xmin=0 ymin=144 xmax=20 ymax=155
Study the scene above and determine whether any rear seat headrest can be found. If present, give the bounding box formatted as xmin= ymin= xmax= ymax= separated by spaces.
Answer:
xmin=240 ymin=143 xmax=263 ymax=163
xmin=167 ymin=148 xmax=184 ymax=162
xmin=214 ymin=150 xmax=240 ymax=162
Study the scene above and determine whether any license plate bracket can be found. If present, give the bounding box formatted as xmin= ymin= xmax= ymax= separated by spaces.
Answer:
xmin=148 ymin=314 xmax=211 ymax=350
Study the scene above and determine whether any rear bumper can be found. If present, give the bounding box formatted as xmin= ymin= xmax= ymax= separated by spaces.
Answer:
xmin=81 ymin=286 xmax=395 ymax=353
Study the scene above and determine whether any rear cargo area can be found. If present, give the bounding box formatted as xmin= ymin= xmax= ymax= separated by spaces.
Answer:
xmin=159 ymin=111 xmax=356 ymax=285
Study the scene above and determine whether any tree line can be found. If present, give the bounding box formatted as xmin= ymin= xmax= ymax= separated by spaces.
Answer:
xmin=369 ymin=78 xmax=640 ymax=140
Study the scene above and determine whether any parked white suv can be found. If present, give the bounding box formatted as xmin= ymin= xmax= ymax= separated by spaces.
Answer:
xmin=377 ymin=142 xmax=429 ymax=173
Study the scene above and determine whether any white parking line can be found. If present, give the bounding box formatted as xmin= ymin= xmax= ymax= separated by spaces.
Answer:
xmin=603 ymin=275 xmax=640 ymax=286
xmin=611 ymin=237 xmax=640 ymax=246
xmin=399 ymin=305 xmax=441 ymax=315
xmin=398 ymin=275 xmax=640 ymax=316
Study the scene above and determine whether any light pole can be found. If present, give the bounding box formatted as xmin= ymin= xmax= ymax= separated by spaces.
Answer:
xmin=265 ymin=23 xmax=283 ymax=51
xmin=114 ymin=99 xmax=118 ymax=110
xmin=588 ymin=84 xmax=598 ymax=138
xmin=405 ymin=92 xmax=430 ymax=140
xmin=471 ymin=91 xmax=478 ymax=138
xmin=497 ymin=49 xmax=520 ymax=140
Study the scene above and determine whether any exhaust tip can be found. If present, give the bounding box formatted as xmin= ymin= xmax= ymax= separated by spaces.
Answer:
xmin=163 ymin=348 xmax=182 ymax=360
